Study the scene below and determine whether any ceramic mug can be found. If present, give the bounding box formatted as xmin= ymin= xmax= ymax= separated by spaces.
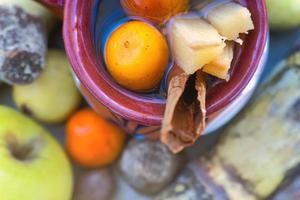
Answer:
xmin=37 ymin=0 xmax=268 ymax=138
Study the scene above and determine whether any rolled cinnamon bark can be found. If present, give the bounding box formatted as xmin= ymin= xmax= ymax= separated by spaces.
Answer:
xmin=161 ymin=65 xmax=206 ymax=153
xmin=0 ymin=0 xmax=54 ymax=85
xmin=157 ymin=50 xmax=300 ymax=199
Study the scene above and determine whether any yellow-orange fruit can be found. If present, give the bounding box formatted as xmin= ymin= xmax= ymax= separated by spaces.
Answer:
xmin=121 ymin=0 xmax=189 ymax=24
xmin=105 ymin=21 xmax=169 ymax=92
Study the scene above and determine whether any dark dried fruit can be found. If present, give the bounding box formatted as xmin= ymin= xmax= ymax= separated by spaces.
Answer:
xmin=119 ymin=139 xmax=184 ymax=195
xmin=0 ymin=6 xmax=46 ymax=85
xmin=2 ymin=51 xmax=43 ymax=84
xmin=73 ymin=168 xmax=115 ymax=200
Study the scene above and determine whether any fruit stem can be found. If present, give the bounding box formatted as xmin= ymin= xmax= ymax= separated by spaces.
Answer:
xmin=5 ymin=134 xmax=44 ymax=162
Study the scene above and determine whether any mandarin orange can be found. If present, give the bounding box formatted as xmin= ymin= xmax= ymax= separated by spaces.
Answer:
xmin=105 ymin=21 xmax=169 ymax=92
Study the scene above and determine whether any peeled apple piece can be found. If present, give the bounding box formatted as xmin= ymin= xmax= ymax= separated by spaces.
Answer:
xmin=13 ymin=50 xmax=81 ymax=124
xmin=207 ymin=2 xmax=254 ymax=41
xmin=171 ymin=18 xmax=224 ymax=49
xmin=168 ymin=17 xmax=225 ymax=74
xmin=203 ymin=42 xmax=234 ymax=79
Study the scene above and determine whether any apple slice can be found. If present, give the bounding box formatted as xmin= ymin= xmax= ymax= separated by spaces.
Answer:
xmin=207 ymin=2 xmax=254 ymax=41
xmin=171 ymin=17 xmax=225 ymax=49
xmin=203 ymin=42 xmax=234 ymax=79
xmin=168 ymin=17 xmax=225 ymax=74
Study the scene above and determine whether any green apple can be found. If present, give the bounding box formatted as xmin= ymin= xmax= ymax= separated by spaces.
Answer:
xmin=13 ymin=50 xmax=81 ymax=124
xmin=0 ymin=106 xmax=73 ymax=200
xmin=266 ymin=0 xmax=300 ymax=30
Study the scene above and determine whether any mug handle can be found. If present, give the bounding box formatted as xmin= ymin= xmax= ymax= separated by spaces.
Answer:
xmin=34 ymin=0 xmax=65 ymax=18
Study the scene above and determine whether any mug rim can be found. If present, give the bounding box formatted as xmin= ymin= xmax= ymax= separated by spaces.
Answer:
xmin=63 ymin=0 xmax=268 ymax=126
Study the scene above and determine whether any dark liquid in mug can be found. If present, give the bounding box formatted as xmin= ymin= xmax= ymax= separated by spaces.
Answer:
xmin=93 ymin=0 xmax=235 ymax=99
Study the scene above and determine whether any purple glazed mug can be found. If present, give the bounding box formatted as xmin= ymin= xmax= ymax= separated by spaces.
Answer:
xmin=37 ymin=0 xmax=268 ymax=138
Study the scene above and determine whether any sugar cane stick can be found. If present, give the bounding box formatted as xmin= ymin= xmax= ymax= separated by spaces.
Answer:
xmin=0 ymin=0 xmax=55 ymax=85
xmin=156 ymin=50 xmax=300 ymax=200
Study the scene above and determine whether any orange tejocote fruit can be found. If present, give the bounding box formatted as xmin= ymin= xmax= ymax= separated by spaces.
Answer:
xmin=121 ymin=0 xmax=189 ymax=24
xmin=105 ymin=21 xmax=169 ymax=92
xmin=66 ymin=109 xmax=126 ymax=168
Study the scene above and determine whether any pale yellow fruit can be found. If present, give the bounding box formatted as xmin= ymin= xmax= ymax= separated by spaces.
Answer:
xmin=203 ymin=42 xmax=234 ymax=79
xmin=13 ymin=50 xmax=81 ymax=124
xmin=0 ymin=106 xmax=73 ymax=200
xmin=168 ymin=17 xmax=225 ymax=74
xmin=266 ymin=0 xmax=300 ymax=30
xmin=207 ymin=2 xmax=254 ymax=41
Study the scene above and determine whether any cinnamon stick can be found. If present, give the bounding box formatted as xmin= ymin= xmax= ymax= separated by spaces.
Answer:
xmin=161 ymin=66 xmax=206 ymax=153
